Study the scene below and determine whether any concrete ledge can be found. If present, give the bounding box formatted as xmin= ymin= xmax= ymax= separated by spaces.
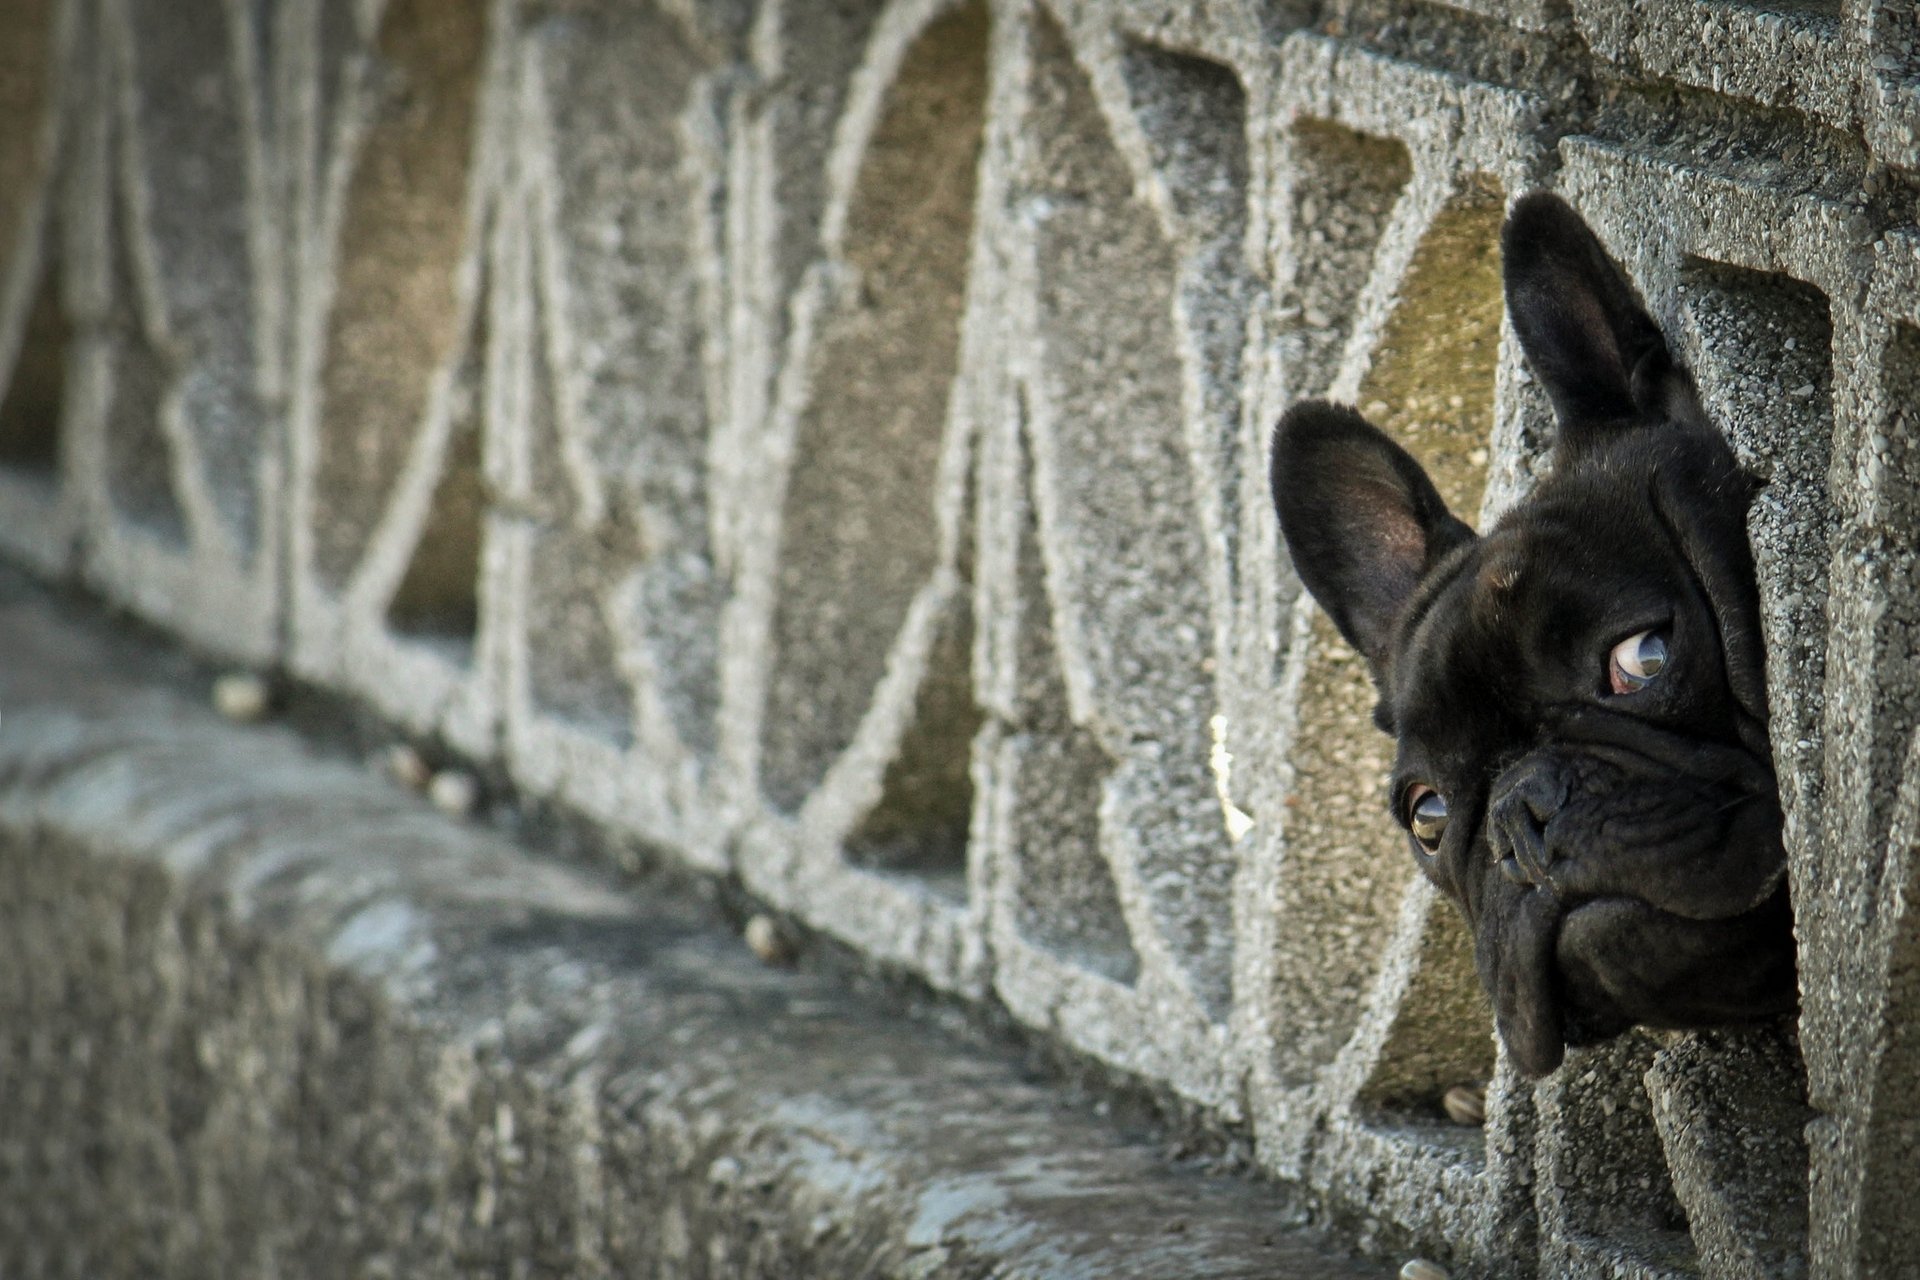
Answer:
xmin=0 ymin=574 xmax=1379 ymax=1279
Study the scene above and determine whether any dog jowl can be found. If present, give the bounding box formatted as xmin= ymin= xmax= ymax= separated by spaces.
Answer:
xmin=1269 ymin=193 xmax=1796 ymax=1077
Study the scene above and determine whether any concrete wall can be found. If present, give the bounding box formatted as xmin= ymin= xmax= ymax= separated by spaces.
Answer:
xmin=0 ymin=578 xmax=1380 ymax=1280
xmin=0 ymin=0 xmax=1913 ymax=1275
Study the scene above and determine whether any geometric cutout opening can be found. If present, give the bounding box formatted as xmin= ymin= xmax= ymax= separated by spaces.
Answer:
xmin=1645 ymin=1028 xmax=1812 ymax=1280
xmin=384 ymin=421 xmax=482 ymax=659
xmin=1356 ymin=179 xmax=1503 ymax=520
xmin=0 ymin=259 xmax=65 ymax=479
xmin=1284 ymin=120 xmax=1412 ymax=398
xmin=844 ymin=602 xmax=982 ymax=903
xmin=126 ymin=0 xmax=267 ymax=559
xmin=1677 ymin=258 xmax=1833 ymax=486
xmin=765 ymin=0 xmax=892 ymax=331
xmin=1357 ymin=896 xmax=1497 ymax=1127
xmin=1121 ymin=41 xmax=1249 ymax=236
xmin=0 ymin=0 xmax=57 ymax=477
xmin=1121 ymin=40 xmax=1253 ymax=593
xmin=386 ymin=271 xmax=486 ymax=658
xmin=1266 ymin=183 xmax=1503 ymax=1086
xmin=1676 ymin=257 xmax=1834 ymax=839
xmin=760 ymin=0 xmax=989 ymax=812
xmin=0 ymin=0 xmax=55 ymax=283
xmin=1267 ymin=609 xmax=1408 ymax=1086
xmin=1545 ymin=1035 xmax=1698 ymax=1273
xmin=1011 ymin=721 xmax=1138 ymax=987
xmin=1030 ymin=4 xmax=1210 ymax=746
xmin=313 ymin=0 xmax=482 ymax=590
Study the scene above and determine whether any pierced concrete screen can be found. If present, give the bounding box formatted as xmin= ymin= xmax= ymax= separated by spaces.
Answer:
xmin=2 ymin=0 xmax=1918 ymax=1275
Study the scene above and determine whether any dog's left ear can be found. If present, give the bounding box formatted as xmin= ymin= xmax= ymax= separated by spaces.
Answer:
xmin=1271 ymin=401 xmax=1475 ymax=679
xmin=1502 ymin=192 xmax=1688 ymax=445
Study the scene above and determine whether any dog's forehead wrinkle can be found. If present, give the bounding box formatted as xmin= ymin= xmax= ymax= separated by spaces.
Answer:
xmin=1394 ymin=580 xmax=1532 ymax=771
xmin=1392 ymin=535 xmax=1481 ymax=653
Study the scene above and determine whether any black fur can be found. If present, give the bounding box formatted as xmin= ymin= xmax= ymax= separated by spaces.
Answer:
xmin=1270 ymin=192 xmax=1795 ymax=1077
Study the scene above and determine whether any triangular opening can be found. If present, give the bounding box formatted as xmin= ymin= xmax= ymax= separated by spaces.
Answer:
xmin=844 ymin=601 xmax=982 ymax=903
xmin=1356 ymin=892 xmax=1498 ymax=1135
xmin=1676 ymin=257 xmax=1834 ymax=837
xmin=312 ymin=0 xmax=483 ymax=590
xmin=1121 ymin=41 xmax=1248 ymax=237
xmin=1122 ymin=39 xmax=1253 ymax=602
xmin=385 ymin=288 xmax=485 ymax=660
xmin=1355 ymin=179 xmax=1504 ymax=518
xmin=1284 ymin=119 xmax=1412 ymax=398
xmin=1267 ymin=184 xmax=1505 ymax=1088
xmin=0 ymin=256 xmax=65 ymax=479
xmin=759 ymin=0 xmax=989 ymax=814
xmin=520 ymin=269 xmax=634 ymax=748
xmin=845 ymin=380 xmax=985 ymax=903
xmin=385 ymin=421 xmax=482 ymax=657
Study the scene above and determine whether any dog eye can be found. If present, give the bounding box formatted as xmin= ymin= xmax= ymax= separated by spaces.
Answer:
xmin=1608 ymin=629 xmax=1668 ymax=695
xmin=1405 ymin=785 xmax=1449 ymax=852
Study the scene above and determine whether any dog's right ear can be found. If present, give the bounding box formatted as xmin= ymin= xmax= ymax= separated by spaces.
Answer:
xmin=1270 ymin=401 xmax=1474 ymax=676
xmin=1501 ymin=192 xmax=1673 ymax=433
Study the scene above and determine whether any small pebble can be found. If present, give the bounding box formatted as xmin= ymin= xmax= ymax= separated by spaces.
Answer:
xmin=1400 ymin=1260 xmax=1450 ymax=1280
xmin=427 ymin=769 xmax=480 ymax=818
xmin=380 ymin=743 xmax=432 ymax=790
xmin=1442 ymin=1083 xmax=1486 ymax=1126
xmin=745 ymin=914 xmax=794 ymax=966
xmin=212 ymin=672 xmax=270 ymax=723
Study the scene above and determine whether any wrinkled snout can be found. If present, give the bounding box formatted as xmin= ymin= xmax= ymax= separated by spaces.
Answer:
xmin=1466 ymin=734 xmax=1796 ymax=1077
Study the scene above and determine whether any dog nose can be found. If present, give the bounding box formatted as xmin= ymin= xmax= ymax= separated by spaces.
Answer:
xmin=1490 ymin=769 xmax=1566 ymax=889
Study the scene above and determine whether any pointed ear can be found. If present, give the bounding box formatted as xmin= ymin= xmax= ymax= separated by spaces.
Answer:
xmin=1270 ymin=401 xmax=1475 ymax=673
xmin=1502 ymin=192 xmax=1675 ymax=431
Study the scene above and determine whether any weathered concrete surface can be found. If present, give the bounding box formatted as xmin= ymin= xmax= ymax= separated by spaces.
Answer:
xmin=0 ymin=0 xmax=1916 ymax=1275
xmin=0 ymin=571 xmax=1380 ymax=1280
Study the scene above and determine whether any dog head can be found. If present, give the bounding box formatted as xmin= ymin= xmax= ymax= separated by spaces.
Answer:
xmin=1269 ymin=193 xmax=1796 ymax=1077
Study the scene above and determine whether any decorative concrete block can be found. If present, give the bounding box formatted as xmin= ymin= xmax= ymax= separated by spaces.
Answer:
xmin=1 ymin=0 xmax=1917 ymax=1274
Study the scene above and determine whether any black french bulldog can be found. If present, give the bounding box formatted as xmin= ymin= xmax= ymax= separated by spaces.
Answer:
xmin=1269 ymin=193 xmax=1796 ymax=1077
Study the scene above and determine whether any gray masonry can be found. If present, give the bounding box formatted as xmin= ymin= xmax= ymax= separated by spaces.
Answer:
xmin=0 ymin=0 xmax=1913 ymax=1276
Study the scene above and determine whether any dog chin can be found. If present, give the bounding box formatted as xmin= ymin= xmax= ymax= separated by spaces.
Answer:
xmin=1488 ymin=886 xmax=1797 ymax=1077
